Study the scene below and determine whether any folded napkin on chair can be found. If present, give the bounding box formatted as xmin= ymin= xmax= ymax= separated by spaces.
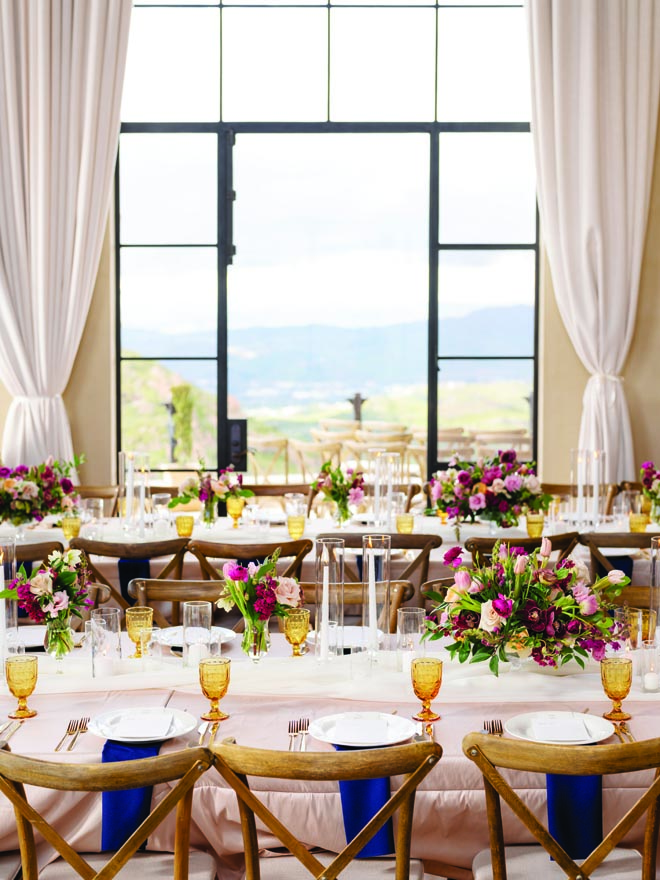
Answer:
xmin=101 ymin=739 xmax=161 ymax=850
xmin=546 ymin=773 xmax=602 ymax=859
xmin=334 ymin=744 xmax=394 ymax=857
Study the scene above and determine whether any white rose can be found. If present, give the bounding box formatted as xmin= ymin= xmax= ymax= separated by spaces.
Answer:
xmin=525 ymin=475 xmax=541 ymax=493
xmin=30 ymin=572 xmax=53 ymax=597
xmin=479 ymin=600 xmax=504 ymax=633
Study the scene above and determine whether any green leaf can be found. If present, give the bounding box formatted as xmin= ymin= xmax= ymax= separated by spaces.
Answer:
xmin=488 ymin=654 xmax=500 ymax=676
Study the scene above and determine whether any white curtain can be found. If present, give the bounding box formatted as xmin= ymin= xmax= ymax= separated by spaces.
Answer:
xmin=526 ymin=0 xmax=660 ymax=481
xmin=0 ymin=0 xmax=132 ymax=466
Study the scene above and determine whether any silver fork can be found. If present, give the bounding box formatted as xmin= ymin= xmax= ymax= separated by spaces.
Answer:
xmin=298 ymin=718 xmax=310 ymax=752
xmin=67 ymin=716 xmax=89 ymax=751
xmin=55 ymin=718 xmax=79 ymax=752
xmin=288 ymin=719 xmax=300 ymax=751
xmin=484 ymin=719 xmax=504 ymax=737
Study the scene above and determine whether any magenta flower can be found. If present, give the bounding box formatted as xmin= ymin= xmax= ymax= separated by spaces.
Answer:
xmin=469 ymin=492 xmax=486 ymax=511
xmin=443 ymin=546 xmax=463 ymax=568
xmin=222 ymin=562 xmax=249 ymax=582
xmin=503 ymin=474 xmax=522 ymax=492
xmin=492 ymin=594 xmax=513 ymax=618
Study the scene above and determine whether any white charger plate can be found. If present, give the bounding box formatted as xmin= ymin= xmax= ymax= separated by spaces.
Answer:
xmin=89 ymin=707 xmax=196 ymax=743
xmin=309 ymin=712 xmax=416 ymax=747
xmin=159 ymin=626 xmax=236 ymax=648
xmin=306 ymin=625 xmax=384 ymax=648
xmin=504 ymin=711 xmax=615 ymax=745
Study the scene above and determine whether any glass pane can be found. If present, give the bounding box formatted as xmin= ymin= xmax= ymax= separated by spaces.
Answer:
xmin=438 ymin=251 xmax=535 ymax=357
xmin=120 ymin=248 xmax=218 ymax=357
xmin=230 ymin=133 xmax=429 ymax=482
xmin=222 ymin=9 xmax=327 ymax=121
xmin=437 ymin=359 xmax=534 ymax=461
xmin=121 ymin=360 xmax=218 ymax=471
xmin=437 ymin=7 xmax=530 ymax=121
xmin=439 ymin=132 xmax=536 ymax=243
xmin=330 ymin=9 xmax=435 ymax=121
xmin=119 ymin=133 xmax=217 ymax=245
xmin=121 ymin=8 xmax=219 ymax=122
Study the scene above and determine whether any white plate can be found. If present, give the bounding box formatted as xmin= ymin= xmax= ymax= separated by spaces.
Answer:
xmin=89 ymin=707 xmax=197 ymax=743
xmin=309 ymin=712 xmax=416 ymax=747
xmin=19 ymin=625 xmax=84 ymax=649
xmin=504 ymin=711 xmax=615 ymax=745
xmin=306 ymin=625 xmax=384 ymax=648
xmin=158 ymin=626 xmax=236 ymax=648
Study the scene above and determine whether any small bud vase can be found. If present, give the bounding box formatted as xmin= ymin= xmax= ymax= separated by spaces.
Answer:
xmin=44 ymin=616 xmax=74 ymax=673
xmin=202 ymin=497 xmax=217 ymax=529
xmin=241 ymin=618 xmax=270 ymax=663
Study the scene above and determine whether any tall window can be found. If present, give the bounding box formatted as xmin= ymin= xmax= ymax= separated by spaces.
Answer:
xmin=117 ymin=1 xmax=537 ymax=478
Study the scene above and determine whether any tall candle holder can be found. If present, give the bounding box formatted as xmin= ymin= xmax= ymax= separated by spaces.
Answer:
xmin=362 ymin=534 xmax=391 ymax=660
xmin=119 ymin=451 xmax=151 ymax=538
xmin=370 ymin=450 xmax=401 ymax=530
xmin=0 ymin=539 xmax=17 ymax=659
xmin=315 ymin=538 xmax=344 ymax=664
xmin=570 ymin=448 xmax=606 ymax=528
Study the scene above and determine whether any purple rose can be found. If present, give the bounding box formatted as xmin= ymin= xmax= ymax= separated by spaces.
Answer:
xmin=498 ymin=500 xmax=509 ymax=513
xmin=500 ymin=449 xmax=517 ymax=464
xmin=468 ymin=492 xmax=486 ymax=511
xmin=503 ymin=474 xmax=522 ymax=492
xmin=483 ymin=466 xmax=502 ymax=484
xmin=457 ymin=470 xmax=472 ymax=486
xmin=60 ymin=478 xmax=73 ymax=493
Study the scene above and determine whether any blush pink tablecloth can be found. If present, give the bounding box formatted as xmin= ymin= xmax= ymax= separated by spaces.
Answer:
xmin=0 ymin=633 xmax=659 ymax=879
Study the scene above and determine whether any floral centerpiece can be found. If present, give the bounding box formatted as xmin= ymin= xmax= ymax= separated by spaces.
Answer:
xmin=311 ymin=461 xmax=365 ymax=526
xmin=427 ymin=449 xmax=551 ymax=535
xmin=0 ymin=456 xmax=81 ymax=527
xmin=640 ymin=460 xmax=660 ymax=523
xmin=0 ymin=549 xmax=91 ymax=666
xmin=169 ymin=463 xmax=254 ymax=527
xmin=217 ymin=550 xmax=301 ymax=661
xmin=424 ymin=538 xmax=628 ymax=676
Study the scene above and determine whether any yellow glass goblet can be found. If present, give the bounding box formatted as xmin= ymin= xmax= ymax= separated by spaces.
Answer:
xmin=284 ymin=608 xmax=310 ymax=657
xmin=287 ymin=515 xmax=305 ymax=540
xmin=61 ymin=515 xmax=81 ymax=541
xmin=199 ymin=657 xmax=231 ymax=722
xmin=226 ymin=497 xmax=245 ymax=529
xmin=175 ymin=515 xmax=194 ymax=538
xmin=411 ymin=657 xmax=442 ymax=723
xmin=396 ymin=513 xmax=414 ymax=535
xmin=601 ymin=656 xmax=632 ymax=721
xmin=6 ymin=655 xmax=38 ymax=719
xmin=525 ymin=512 xmax=545 ymax=538
xmin=125 ymin=606 xmax=154 ymax=659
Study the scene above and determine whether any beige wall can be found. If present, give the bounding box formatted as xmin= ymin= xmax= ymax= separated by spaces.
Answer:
xmin=539 ymin=115 xmax=660 ymax=483
xmin=1 ymin=129 xmax=659 ymax=485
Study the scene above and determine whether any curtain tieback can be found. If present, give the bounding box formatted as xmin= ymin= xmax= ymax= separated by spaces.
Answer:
xmin=588 ymin=373 xmax=623 ymax=406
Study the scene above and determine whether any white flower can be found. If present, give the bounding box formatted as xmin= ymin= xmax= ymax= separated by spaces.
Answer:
xmin=61 ymin=549 xmax=82 ymax=567
xmin=216 ymin=592 xmax=235 ymax=612
xmin=491 ymin=478 xmax=505 ymax=494
xmin=524 ymin=474 xmax=541 ymax=493
xmin=30 ymin=571 xmax=53 ymax=597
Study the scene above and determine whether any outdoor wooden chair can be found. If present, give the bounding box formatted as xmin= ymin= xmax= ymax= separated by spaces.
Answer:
xmin=315 ymin=532 xmax=443 ymax=608
xmin=463 ymin=731 xmax=660 ymax=879
xmin=211 ymin=738 xmax=441 ymax=880
xmin=128 ymin=578 xmax=226 ymax=628
xmin=579 ymin=531 xmax=660 ymax=581
xmin=0 ymin=745 xmax=217 ymax=880
xmin=299 ymin=580 xmax=413 ymax=633
xmin=15 ymin=541 xmax=64 ymax=569
xmin=188 ymin=538 xmax=313 ymax=581
xmin=69 ymin=537 xmax=190 ymax=610
xmin=464 ymin=532 xmax=580 ymax=567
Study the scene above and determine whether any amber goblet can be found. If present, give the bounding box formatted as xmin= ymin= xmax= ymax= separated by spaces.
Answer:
xmin=6 ymin=655 xmax=38 ymax=719
xmin=411 ymin=657 xmax=442 ymax=722
xmin=125 ymin=606 xmax=154 ymax=659
xmin=284 ymin=609 xmax=310 ymax=657
xmin=601 ymin=657 xmax=632 ymax=722
xmin=199 ymin=657 xmax=231 ymax=722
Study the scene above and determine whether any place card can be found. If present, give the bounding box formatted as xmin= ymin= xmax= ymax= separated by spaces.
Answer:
xmin=114 ymin=711 xmax=174 ymax=739
xmin=530 ymin=713 xmax=589 ymax=742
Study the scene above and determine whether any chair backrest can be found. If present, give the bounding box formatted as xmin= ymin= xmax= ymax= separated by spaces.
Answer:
xmin=464 ymin=532 xmax=580 ymax=566
xmin=15 ymin=541 xmax=64 ymax=567
xmin=128 ymin=578 xmax=225 ymax=627
xmin=240 ymin=483 xmax=314 ymax=513
xmin=463 ymin=731 xmax=660 ymax=880
xmin=579 ymin=531 xmax=660 ymax=580
xmin=71 ymin=582 xmax=113 ymax=630
xmin=75 ymin=485 xmax=120 ymax=518
xmin=69 ymin=537 xmax=190 ymax=610
xmin=0 ymin=745 xmax=213 ymax=880
xmin=300 ymin=580 xmax=412 ymax=633
xmin=315 ymin=532 xmax=443 ymax=607
xmin=188 ymin=538 xmax=314 ymax=581
xmin=211 ymin=739 xmax=441 ymax=880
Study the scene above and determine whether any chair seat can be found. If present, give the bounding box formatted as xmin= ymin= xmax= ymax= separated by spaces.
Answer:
xmin=259 ymin=851 xmax=424 ymax=880
xmin=473 ymin=845 xmax=642 ymax=879
xmin=38 ymin=850 xmax=217 ymax=878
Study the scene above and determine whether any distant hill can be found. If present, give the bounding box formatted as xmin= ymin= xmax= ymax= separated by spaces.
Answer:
xmin=122 ymin=305 xmax=534 ymax=400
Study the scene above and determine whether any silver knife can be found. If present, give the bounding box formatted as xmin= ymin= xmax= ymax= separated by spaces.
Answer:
xmin=0 ymin=720 xmax=23 ymax=747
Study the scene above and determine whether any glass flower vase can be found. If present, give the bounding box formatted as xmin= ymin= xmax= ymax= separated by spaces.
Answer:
xmin=241 ymin=618 xmax=270 ymax=663
xmin=333 ymin=501 xmax=351 ymax=529
xmin=202 ymin=497 xmax=217 ymax=529
xmin=651 ymin=499 xmax=660 ymax=527
xmin=44 ymin=616 xmax=74 ymax=673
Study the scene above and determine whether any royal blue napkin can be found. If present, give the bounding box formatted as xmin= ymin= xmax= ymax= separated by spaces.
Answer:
xmin=101 ymin=740 xmax=160 ymax=850
xmin=546 ymin=773 xmax=602 ymax=860
xmin=333 ymin=745 xmax=394 ymax=857
xmin=118 ymin=560 xmax=151 ymax=603
xmin=595 ymin=556 xmax=634 ymax=581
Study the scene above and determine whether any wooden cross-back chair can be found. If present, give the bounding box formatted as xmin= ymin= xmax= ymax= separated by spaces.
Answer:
xmin=239 ymin=483 xmax=314 ymax=513
xmin=188 ymin=539 xmax=313 ymax=581
xmin=578 ymin=531 xmax=660 ymax=581
xmin=0 ymin=745 xmax=217 ymax=880
xmin=463 ymin=731 xmax=660 ymax=880
xmin=75 ymin=485 xmax=120 ymax=518
xmin=315 ymin=532 xmax=443 ymax=608
xmin=211 ymin=739 xmax=442 ymax=880
xmin=69 ymin=537 xmax=190 ymax=611
xmin=464 ymin=532 xmax=580 ymax=567
xmin=299 ymin=580 xmax=413 ymax=633
xmin=128 ymin=578 xmax=226 ymax=628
